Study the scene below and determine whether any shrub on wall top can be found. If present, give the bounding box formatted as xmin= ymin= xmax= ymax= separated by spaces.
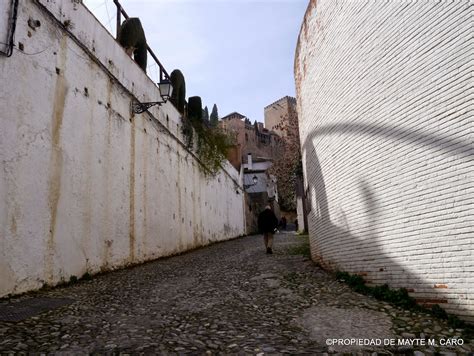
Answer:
xmin=117 ymin=17 xmax=147 ymax=73
xmin=170 ymin=69 xmax=186 ymax=114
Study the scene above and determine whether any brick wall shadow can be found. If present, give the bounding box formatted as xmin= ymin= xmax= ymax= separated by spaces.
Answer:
xmin=301 ymin=123 xmax=473 ymax=322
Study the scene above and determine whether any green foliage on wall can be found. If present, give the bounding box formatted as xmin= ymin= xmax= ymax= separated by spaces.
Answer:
xmin=181 ymin=97 xmax=233 ymax=176
xmin=268 ymin=107 xmax=301 ymax=212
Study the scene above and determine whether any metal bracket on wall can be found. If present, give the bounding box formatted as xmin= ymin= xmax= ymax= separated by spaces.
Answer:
xmin=131 ymin=100 xmax=164 ymax=114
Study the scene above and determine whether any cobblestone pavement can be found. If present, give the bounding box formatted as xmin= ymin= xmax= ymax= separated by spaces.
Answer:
xmin=0 ymin=233 xmax=472 ymax=355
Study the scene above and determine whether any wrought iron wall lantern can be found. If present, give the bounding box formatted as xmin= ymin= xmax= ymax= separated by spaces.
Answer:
xmin=131 ymin=79 xmax=173 ymax=114
xmin=243 ymin=175 xmax=258 ymax=190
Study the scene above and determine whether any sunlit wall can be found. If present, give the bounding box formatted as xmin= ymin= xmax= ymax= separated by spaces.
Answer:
xmin=295 ymin=0 xmax=473 ymax=322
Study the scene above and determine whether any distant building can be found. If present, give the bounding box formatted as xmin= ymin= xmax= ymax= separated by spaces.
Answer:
xmin=219 ymin=112 xmax=283 ymax=233
xmin=264 ymin=96 xmax=297 ymax=138
xmin=219 ymin=112 xmax=283 ymax=170
xmin=264 ymin=95 xmax=305 ymax=221
xmin=242 ymin=153 xmax=279 ymax=233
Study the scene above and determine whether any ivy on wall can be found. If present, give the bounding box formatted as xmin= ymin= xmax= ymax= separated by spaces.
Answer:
xmin=182 ymin=96 xmax=234 ymax=176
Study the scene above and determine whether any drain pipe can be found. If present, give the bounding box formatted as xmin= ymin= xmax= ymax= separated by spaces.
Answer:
xmin=0 ymin=0 xmax=19 ymax=57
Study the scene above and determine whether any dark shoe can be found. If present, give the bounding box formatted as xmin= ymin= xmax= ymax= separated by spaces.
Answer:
xmin=266 ymin=247 xmax=273 ymax=254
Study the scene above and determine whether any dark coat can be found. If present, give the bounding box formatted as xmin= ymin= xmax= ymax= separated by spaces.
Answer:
xmin=258 ymin=209 xmax=278 ymax=234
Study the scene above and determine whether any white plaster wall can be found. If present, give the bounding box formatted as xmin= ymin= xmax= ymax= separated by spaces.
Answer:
xmin=295 ymin=0 xmax=473 ymax=321
xmin=0 ymin=0 xmax=245 ymax=297
xmin=295 ymin=196 xmax=304 ymax=232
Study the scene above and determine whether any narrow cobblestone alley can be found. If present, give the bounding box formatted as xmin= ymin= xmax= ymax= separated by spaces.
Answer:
xmin=0 ymin=233 xmax=472 ymax=355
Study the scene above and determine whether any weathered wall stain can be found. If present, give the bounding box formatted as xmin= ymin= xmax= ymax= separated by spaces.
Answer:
xmin=294 ymin=0 xmax=317 ymax=96
xmin=81 ymin=72 xmax=94 ymax=270
xmin=129 ymin=115 xmax=136 ymax=262
xmin=45 ymin=34 xmax=68 ymax=283
xmin=103 ymin=78 xmax=113 ymax=267
xmin=142 ymin=128 xmax=148 ymax=258
xmin=176 ymin=149 xmax=183 ymax=252
xmin=192 ymin=164 xmax=199 ymax=247
xmin=9 ymin=205 xmax=19 ymax=237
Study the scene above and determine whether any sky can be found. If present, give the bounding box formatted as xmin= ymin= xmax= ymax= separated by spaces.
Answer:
xmin=83 ymin=0 xmax=308 ymax=123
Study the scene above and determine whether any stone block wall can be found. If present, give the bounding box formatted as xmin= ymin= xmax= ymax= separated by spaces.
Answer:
xmin=295 ymin=0 xmax=473 ymax=322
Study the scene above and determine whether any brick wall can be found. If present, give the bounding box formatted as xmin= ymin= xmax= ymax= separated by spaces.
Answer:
xmin=295 ymin=0 xmax=473 ymax=322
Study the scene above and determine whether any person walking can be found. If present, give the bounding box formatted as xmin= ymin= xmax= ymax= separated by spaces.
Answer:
xmin=258 ymin=205 xmax=279 ymax=254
